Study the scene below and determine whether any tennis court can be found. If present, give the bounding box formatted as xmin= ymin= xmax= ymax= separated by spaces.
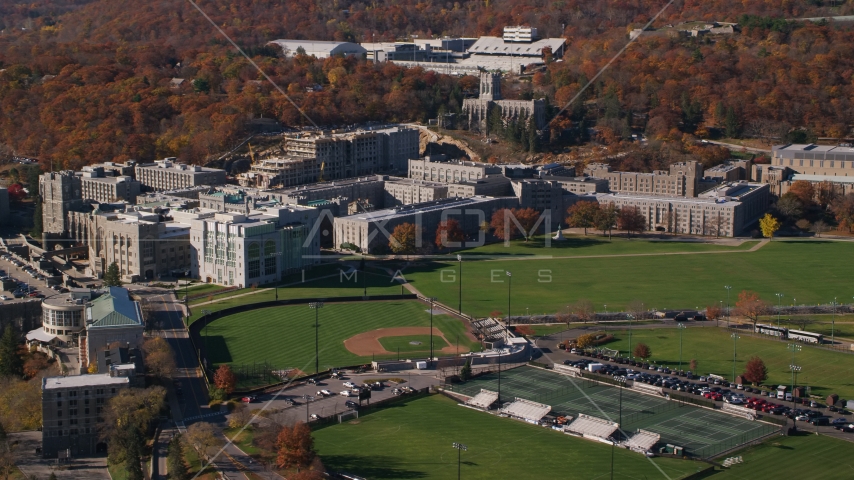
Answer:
xmin=449 ymin=366 xmax=778 ymax=457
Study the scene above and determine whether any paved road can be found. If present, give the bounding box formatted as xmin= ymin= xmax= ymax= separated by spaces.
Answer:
xmin=137 ymin=289 xmax=213 ymax=479
xmin=701 ymin=139 xmax=771 ymax=153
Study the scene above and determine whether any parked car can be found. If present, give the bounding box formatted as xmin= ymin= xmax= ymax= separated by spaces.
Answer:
xmin=343 ymin=381 xmax=356 ymax=388
xmin=344 ymin=400 xmax=358 ymax=409
xmin=810 ymin=417 xmax=830 ymax=426
xmin=309 ymin=414 xmax=320 ymax=421
xmin=340 ymin=390 xmax=354 ymax=397
xmin=831 ymin=417 xmax=849 ymax=426
xmin=317 ymin=389 xmax=333 ymax=397
xmin=241 ymin=396 xmax=257 ymax=403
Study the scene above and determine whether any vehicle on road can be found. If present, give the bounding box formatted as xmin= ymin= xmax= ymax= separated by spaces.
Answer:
xmin=241 ymin=396 xmax=257 ymax=403
xmin=344 ymin=400 xmax=358 ymax=409
xmin=810 ymin=417 xmax=830 ymax=426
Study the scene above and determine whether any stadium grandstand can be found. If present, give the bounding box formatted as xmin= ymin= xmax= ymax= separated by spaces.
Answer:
xmin=624 ymin=429 xmax=661 ymax=454
xmin=465 ymin=389 xmax=499 ymax=410
xmin=564 ymin=413 xmax=619 ymax=443
xmin=499 ymin=398 xmax=551 ymax=424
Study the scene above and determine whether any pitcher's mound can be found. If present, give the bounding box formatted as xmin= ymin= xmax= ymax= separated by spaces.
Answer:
xmin=343 ymin=327 xmax=470 ymax=356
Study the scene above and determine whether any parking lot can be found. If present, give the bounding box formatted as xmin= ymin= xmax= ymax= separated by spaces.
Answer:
xmin=233 ymin=370 xmax=441 ymax=427
xmin=0 ymin=249 xmax=59 ymax=302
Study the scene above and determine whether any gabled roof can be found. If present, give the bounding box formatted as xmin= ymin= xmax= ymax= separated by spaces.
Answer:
xmin=87 ymin=286 xmax=143 ymax=328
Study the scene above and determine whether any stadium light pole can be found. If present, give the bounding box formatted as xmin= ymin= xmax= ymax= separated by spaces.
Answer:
xmin=832 ymin=297 xmax=837 ymax=347
xmin=452 ymin=442 xmax=467 ymax=480
xmin=611 ymin=375 xmax=627 ymax=480
xmin=731 ymin=333 xmax=739 ymax=383
xmin=506 ymin=271 xmax=512 ymax=332
xmin=775 ymin=293 xmax=784 ymax=330
xmin=303 ymin=395 xmax=314 ymax=424
xmin=201 ymin=309 xmax=211 ymax=368
xmin=457 ymin=254 xmax=463 ymax=315
xmin=788 ymin=342 xmax=801 ymax=410
xmin=497 ymin=347 xmax=502 ymax=408
xmin=627 ymin=314 xmax=634 ymax=362
xmin=677 ymin=323 xmax=687 ymax=373
xmin=724 ymin=285 xmax=732 ymax=328
xmin=428 ymin=297 xmax=437 ymax=359
xmin=309 ymin=302 xmax=323 ymax=374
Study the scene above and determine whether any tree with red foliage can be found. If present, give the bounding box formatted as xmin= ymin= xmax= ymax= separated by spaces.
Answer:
xmin=743 ymin=357 xmax=768 ymax=385
xmin=276 ymin=422 xmax=316 ymax=472
xmin=830 ymin=193 xmax=854 ymax=233
xmin=735 ymin=291 xmax=766 ymax=329
xmin=434 ymin=219 xmax=465 ymax=251
xmin=512 ymin=208 xmax=542 ymax=241
xmin=617 ymin=206 xmax=646 ymax=238
xmin=633 ymin=343 xmax=651 ymax=360
xmin=787 ymin=181 xmax=815 ymax=207
xmin=6 ymin=184 xmax=25 ymax=202
xmin=213 ymin=364 xmax=236 ymax=395
xmin=489 ymin=209 xmax=517 ymax=241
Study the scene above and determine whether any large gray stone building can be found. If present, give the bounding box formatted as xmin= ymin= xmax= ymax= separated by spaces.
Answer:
xmin=79 ymin=166 xmax=140 ymax=203
xmin=135 ymin=159 xmax=226 ymax=191
xmin=408 ymin=157 xmax=502 ymax=183
xmin=583 ymin=161 xmax=704 ymax=197
xmin=590 ymin=182 xmax=771 ymax=237
xmin=0 ymin=187 xmax=9 ymax=226
xmin=333 ymin=196 xmax=518 ymax=254
xmin=462 ymin=73 xmax=547 ymax=130
xmin=40 ymin=171 xmax=84 ymax=235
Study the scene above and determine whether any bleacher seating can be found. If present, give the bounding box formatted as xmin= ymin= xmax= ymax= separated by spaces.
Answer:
xmin=624 ymin=429 xmax=660 ymax=453
xmin=466 ymin=389 xmax=499 ymax=410
xmin=564 ymin=414 xmax=619 ymax=441
xmin=499 ymin=398 xmax=551 ymax=424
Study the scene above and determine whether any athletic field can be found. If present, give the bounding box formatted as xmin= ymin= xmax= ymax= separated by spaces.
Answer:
xmin=312 ymin=394 xmax=702 ymax=479
xmin=448 ymin=366 xmax=778 ymax=458
xmin=404 ymin=239 xmax=854 ymax=316
xmin=200 ymin=301 xmax=478 ymax=387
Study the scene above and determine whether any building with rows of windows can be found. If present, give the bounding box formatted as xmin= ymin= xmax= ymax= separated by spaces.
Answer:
xmin=589 ymin=182 xmax=771 ymax=237
xmin=41 ymin=373 xmax=130 ymax=458
xmin=189 ymin=205 xmax=320 ymax=287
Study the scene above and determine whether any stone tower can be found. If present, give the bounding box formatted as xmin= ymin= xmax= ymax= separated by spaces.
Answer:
xmin=479 ymin=72 xmax=502 ymax=101
xmin=39 ymin=171 xmax=83 ymax=236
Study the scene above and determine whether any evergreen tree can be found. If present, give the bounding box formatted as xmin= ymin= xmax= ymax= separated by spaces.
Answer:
xmin=167 ymin=434 xmax=189 ymax=480
xmin=527 ymin=119 xmax=540 ymax=153
xmin=460 ymin=358 xmax=472 ymax=381
xmin=125 ymin=428 xmax=144 ymax=480
xmin=725 ymin=106 xmax=741 ymax=138
xmin=0 ymin=325 xmax=23 ymax=378
xmin=103 ymin=262 xmax=122 ymax=287
xmin=31 ymin=200 xmax=43 ymax=239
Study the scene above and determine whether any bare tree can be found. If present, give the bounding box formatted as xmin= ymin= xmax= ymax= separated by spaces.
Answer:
xmin=228 ymin=404 xmax=254 ymax=430
xmin=811 ymin=219 xmax=829 ymax=238
xmin=626 ymin=300 xmax=646 ymax=320
xmin=572 ymin=299 xmax=595 ymax=323
xmin=184 ymin=421 xmax=222 ymax=460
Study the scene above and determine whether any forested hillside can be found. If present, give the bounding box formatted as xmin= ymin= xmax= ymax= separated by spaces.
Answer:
xmin=0 ymin=0 xmax=852 ymax=169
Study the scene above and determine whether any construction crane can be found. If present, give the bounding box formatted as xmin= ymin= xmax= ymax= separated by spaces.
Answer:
xmin=318 ymin=161 xmax=325 ymax=182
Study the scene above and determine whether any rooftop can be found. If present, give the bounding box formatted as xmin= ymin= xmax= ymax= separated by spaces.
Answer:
xmin=772 ymin=143 xmax=854 ymax=158
xmin=467 ymin=36 xmax=565 ymax=56
xmin=87 ymin=287 xmax=143 ymax=328
xmin=344 ymin=196 xmax=506 ymax=222
xmin=42 ymin=374 xmax=130 ymax=390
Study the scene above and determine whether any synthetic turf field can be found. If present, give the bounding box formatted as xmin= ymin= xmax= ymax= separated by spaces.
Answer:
xmin=449 ymin=366 xmax=777 ymax=457
xmin=312 ymin=394 xmax=702 ymax=479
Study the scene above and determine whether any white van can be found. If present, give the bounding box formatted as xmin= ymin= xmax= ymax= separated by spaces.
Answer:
xmin=785 ymin=393 xmax=793 ymax=401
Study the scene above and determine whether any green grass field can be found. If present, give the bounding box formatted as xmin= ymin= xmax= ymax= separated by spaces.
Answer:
xmin=312 ymin=394 xmax=701 ymax=479
xmin=606 ymin=327 xmax=854 ymax=397
xmin=704 ymin=433 xmax=854 ymax=478
xmin=188 ymin=270 xmax=404 ymax=323
xmin=459 ymin=234 xmax=758 ymax=257
xmin=405 ymin=240 xmax=854 ymax=316
xmin=378 ymin=335 xmax=449 ymax=353
xmin=202 ymin=301 xmax=480 ymax=380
